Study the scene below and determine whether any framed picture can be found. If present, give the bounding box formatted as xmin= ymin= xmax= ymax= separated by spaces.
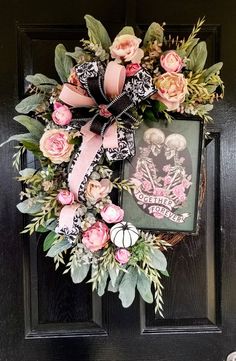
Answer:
xmin=121 ymin=118 xmax=204 ymax=234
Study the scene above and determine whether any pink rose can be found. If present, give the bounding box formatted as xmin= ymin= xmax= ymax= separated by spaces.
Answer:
xmin=142 ymin=180 xmax=152 ymax=192
xmin=178 ymin=193 xmax=187 ymax=203
xmin=152 ymin=72 xmax=188 ymax=111
xmin=126 ymin=63 xmax=142 ymax=77
xmin=164 ymin=175 xmax=172 ymax=186
xmin=85 ymin=179 xmax=113 ymax=204
xmin=172 ymin=184 xmax=185 ymax=197
xmin=160 ymin=50 xmax=184 ymax=73
xmin=99 ymin=104 xmax=112 ymax=118
xmin=163 ymin=164 xmax=171 ymax=173
xmin=153 ymin=212 xmax=164 ymax=219
xmin=57 ymin=189 xmax=74 ymax=205
xmin=82 ymin=221 xmax=109 ymax=252
xmin=52 ymin=102 xmax=72 ymax=126
xmin=39 ymin=129 xmax=74 ymax=164
xmin=110 ymin=34 xmax=144 ymax=64
xmin=115 ymin=248 xmax=131 ymax=264
xmin=101 ymin=204 xmax=124 ymax=223
xmin=153 ymin=187 xmax=167 ymax=196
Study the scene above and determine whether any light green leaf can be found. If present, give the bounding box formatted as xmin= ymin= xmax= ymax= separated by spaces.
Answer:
xmin=84 ymin=14 xmax=111 ymax=51
xmin=16 ymin=198 xmax=42 ymax=214
xmin=185 ymin=38 xmax=199 ymax=57
xmin=19 ymin=168 xmax=36 ymax=177
xmin=46 ymin=239 xmax=71 ymax=258
xmin=108 ymin=265 xmax=119 ymax=287
xmin=0 ymin=133 xmax=37 ymax=148
xmin=117 ymin=26 xmax=135 ymax=36
xmin=119 ymin=266 xmax=138 ymax=308
xmin=45 ymin=219 xmax=57 ymax=231
xmin=15 ymin=93 xmax=45 ymax=114
xmin=188 ymin=41 xmax=207 ymax=73
xmin=66 ymin=47 xmax=91 ymax=63
xmin=71 ymin=263 xmax=90 ymax=283
xmin=55 ymin=44 xmax=73 ymax=83
xmin=160 ymin=269 xmax=170 ymax=277
xmin=25 ymin=73 xmax=58 ymax=91
xmin=97 ymin=271 xmax=108 ymax=297
xmin=149 ymin=248 xmax=167 ymax=271
xmin=201 ymin=62 xmax=223 ymax=82
xmin=143 ymin=22 xmax=163 ymax=47
xmin=137 ymin=272 xmax=153 ymax=303
xmin=108 ymin=280 xmax=119 ymax=293
xmin=43 ymin=231 xmax=57 ymax=251
xmin=14 ymin=115 xmax=44 ymax=139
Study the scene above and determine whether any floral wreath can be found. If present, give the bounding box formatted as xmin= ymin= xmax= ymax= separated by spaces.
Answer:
xmin=1 ymin=16 xmax=223 ymax=315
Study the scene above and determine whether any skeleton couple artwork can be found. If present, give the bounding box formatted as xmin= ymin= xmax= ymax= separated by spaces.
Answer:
xmin=131 ymin=127 xmax=192 ymax=224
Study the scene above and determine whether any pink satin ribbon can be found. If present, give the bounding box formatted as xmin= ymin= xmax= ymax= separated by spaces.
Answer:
xmin=58 ymin=62 xmax=126 ymax=233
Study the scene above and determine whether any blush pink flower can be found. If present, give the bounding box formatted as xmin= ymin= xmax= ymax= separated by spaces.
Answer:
xmin=57 ymin=189 xmax=74 ymax=205
xmin=110 ymin=34 xmax=144 ymax=64
xmin=85 ymin=179 xmax=113 ymax=204
xmin=178 ymin=193 xmax=187 ymax=203
xmin=152 ymin=72 xmax=188 ymax=111
xmin=164 ymin=175 xmax=172 ymax=186
xmin=153 ymin=187 xmax=167 ymax=196
xmin=82 ymin=221 xmax=110 ymax=252
xmin=126 ymin=63 xmax=142 ymax=77
xmin=142 ymin=180 xmax=152 ymax=192
xmin=52 ymin=102 xmax=72 ymax=126
xmin=160 ymin=50 xmax=184 ymax=73
xmin=172 ymin=184 xmax=185 ymax=198
xmin=39 ymin=129 xmax=74 ymax=164
xmin=163 ymin=164 xmax=171 ymax=173
xmin=115 ymin=248 xmax=131 ymax=264
xmin=100 ymin=204 xmax=124 ymax=223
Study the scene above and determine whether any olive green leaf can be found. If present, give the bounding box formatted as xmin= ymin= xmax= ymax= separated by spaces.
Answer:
xmin=16 ymin=198 xmax=42 ymax=214
xmin=119 ymin=266 xmax=138 ymax=308
xmin=84 ymin=14 xmax=111 ymax=51
xmin=117 ymin=26 xmax=135 ymax=36
xmin=71 ymin=263 xmax=90 ymax=284
xmin=15 ymin=93 xmax=45 ymax=114
xmin=46 ymin=239 xmax=72 ymax=258
xmin=149 ymin=248 xmax=167 ymax=271
xmin=43 ymin=231 xmax=57 ymax=251
xmin=55 ymin=44 xmax=74 ymax=83
xmin=188 ymin=41 xmax=207 ymax=73
xmin=14 ymin=115 xmax=44 ymax=139
xmin=143 ymin=22 xmax=163 ymax=46
xmin=137 ymin=272 xmax=153 ymax=303
xmin=25 ymin=73 xmax=58 ymax=91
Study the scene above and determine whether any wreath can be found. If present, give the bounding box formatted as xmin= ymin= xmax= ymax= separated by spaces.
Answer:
xmin=1 ymin=16 xmax=223 ymax=316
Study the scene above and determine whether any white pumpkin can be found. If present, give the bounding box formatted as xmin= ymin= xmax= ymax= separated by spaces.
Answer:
xmin=110 ymin=222 xmax=140 ymax=248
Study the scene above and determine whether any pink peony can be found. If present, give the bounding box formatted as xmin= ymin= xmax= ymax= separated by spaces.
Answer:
xmin=57 ymin=189 xmax=74 ymax=205
xmin=85 ymin=179 xmax=113 ymax=204
xmin=39 ymin=129 xmax=74 ymax=164
xmin=152 ymin=72 xmax=188 ymax=111
xmin=126 ymin=63 xmax=142 ymax=77
xmin=160 ymin=50 xmax=184 ymax=73
xmin=115 ymin=248 xmax=131 ymax=264
xmin=82 ymin=221 xmax=110 ymax=252
xmin=110 ymin=34 xmax=144 ymax=64
xmin=100 ymin=204 xmax=124 ymax=223
xmin=52 ymin=102 xmax=72 ymax=126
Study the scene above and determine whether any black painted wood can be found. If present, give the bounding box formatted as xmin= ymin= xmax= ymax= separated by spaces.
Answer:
xmin=0 ymin=1 xmax=236 ymax=360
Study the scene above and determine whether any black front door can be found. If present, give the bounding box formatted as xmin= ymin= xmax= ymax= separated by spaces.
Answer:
xmin=0 ymin=1 xmax=236 ymax=360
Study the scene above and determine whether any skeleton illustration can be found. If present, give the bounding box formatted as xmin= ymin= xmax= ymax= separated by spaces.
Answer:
xmin=143 ymin=128 xmax=165 ymax=156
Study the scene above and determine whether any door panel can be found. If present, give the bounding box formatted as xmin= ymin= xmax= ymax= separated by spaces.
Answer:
xmin=1 ymin=1 xmax=236 ymax=360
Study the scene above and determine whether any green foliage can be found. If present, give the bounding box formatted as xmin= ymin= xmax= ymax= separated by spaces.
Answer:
xmin=188 ymin=41 xmax=207 ymax=73
xmin=66 ymin=47 xmax=92 ymax=63
xmin=119 ymin=266 xmax=138 ymax=308
xmin=143 ymin=22 xmax=164 ymax=47
xmin=137 ymin=272 xmax=153 ymax=303
xmin=43 ymin=231 xmax=57 ymax=251
xmin=25 ymin=73 xmax=58 ymax=91
xmin=55 ymin=44 xmax=74 ymax=83
xmin=15 ymin=93 xmax=45 ymax=114
xmin=178 ymin=17 xmax=205 ymax=53
xmin=84 ymin=14 xmax=111 ymax=52
xmin=16 ymin=198 xmax=42 ymax=214
xmin=14 ymin=115 xmax=44 ymax=140
xmin=71 ymin=263 xmax=90 ymax=284
xmin=117 ymin=26 xmax=135 ymax=36
xmin=149 ymin=248 xmax=167 ymax=271
xmin=19 ymin=168 xmax=36 ymax=177
xmin=200 ymin=62 xmax=223 ymax=82
xmin=112 ymin=178 xmax=135 ymax=194
xmin=46 ymin=239 xmax=71 ymax=258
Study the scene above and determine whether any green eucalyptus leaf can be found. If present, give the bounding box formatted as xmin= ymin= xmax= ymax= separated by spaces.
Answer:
xmin=201 ymin=62 xmax=223 ymax=82
xmin=108 ymin=280 xmax=119 ymax=293
xmin=188 ymin=41 xmax=207 ymax=73
xmin=66 ymin=47 xmax=91 ymax=63
xmin=108 ymin=265 xmax=119 ymax=287
xmin=117 ymin=26 xmax=135 ymax=36
xmin=14 ymin=115 xmax=44 ymax=139
xmin=43 ymin=231 xmax=57 ymax=251
xmin=16 ymin=198 xmax=42 ymax=214
xmin=25 ymin=73 xmax=58 ymax=91
xmin=46 ymin=239 xmax=71 ymax=258
xmin=45 ymin=219 xmax=57 ymax=231
xmin=143 ymin=22 xmax=163 ymax=47
xmin=97 ymin=271 xmax=108 ymax=297
xmin=185 ymin=38 xmax=199 ymax=57
xmin=149 ymin=248 xmax=167 ymax=271
xmin=119 ymin=266 xmax=138 ymax=308
xmin=15 ymin=93 xmax=45 ymax=114
xmin=71 ymin=263 xmax=90 ymax=283
xmin=137 ymin=272 xmax=153 ymax=303
xmin=55 ymin=44 xmax=73 ymax=83
xmin=84 ymin=14 xmax=111 ymax=51
xmin=0 ymin=133 xmax=37 ymax=148
xmin=160 ymin=269 xmax=170 ymax=277
xmin=37 ymin=225 xmax=48 ymax=233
